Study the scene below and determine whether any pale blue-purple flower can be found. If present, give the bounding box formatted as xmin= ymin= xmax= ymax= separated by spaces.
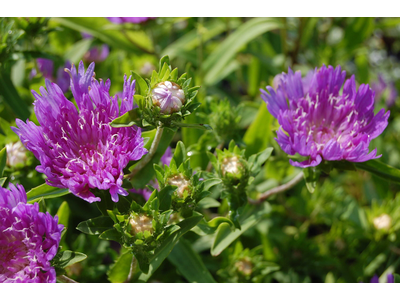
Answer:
xmin=370 ymin=273 xmax=394 ymax=283
xmin=0 ymin=184 xmax=63 ymax=283
xmin=107 ymin=17 xmax=154 ymax=24
xmin=261 ymin=65 xmax=390 ymax=168
xmin=371 ymin=74 xmax=398 ymax=107
xmin=83 ymin=45 xmax=110 ymax=63
xmin=13 ymin=61 xmax=147 ymax=203
xmin=36 ymin=58 xmax=54 ymax=79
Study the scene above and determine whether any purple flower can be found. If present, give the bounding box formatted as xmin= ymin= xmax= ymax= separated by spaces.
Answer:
xmin=37 ymin=58 xmax=54 ymax=79
xmin=56 ymin=61 xmax=72 ymax=93
xmin=261 ymin=65 xmax=390 ymax=168
xmin=83 ymin=44 xmax=110 ymax=63
xmin=13 ymin=61 xmax=147 ymax=203
xmin=107 ymin=17 xmax=154 ymax=24
xmin=0 ymin=184 xmax=63 ymax=283
xmin=371 ymin=74 xmax=398 ymax=107
xmin=370 ymin=273 xmax=394 ymax=283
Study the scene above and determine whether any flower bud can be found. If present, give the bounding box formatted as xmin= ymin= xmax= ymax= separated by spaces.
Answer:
xmin=6 ymin=141 xmax=27 ymax=167
xmin=168 ymin=174 xmax=191 ymax=198
xmin=235 ymin=258 xmax=252 ymax=276
xmin=221 ymin=156 xmax=243 ymax=177
xmin=373 ymin=214 xmax=392 ymax=230
xmin=129 ymin=214 xmax=154 ymax=235
xmin=152 ymin=81 xmax=185 ymax=114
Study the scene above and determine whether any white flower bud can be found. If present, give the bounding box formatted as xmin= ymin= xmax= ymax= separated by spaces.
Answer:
xmin=6 ymin=141 xmax=27 ymax=167
xmin=221 ymin=156 xmax=242 ymax=176
xmin=152 ymin=81 xmax=185 ymax=114
xmin=129 ymin=214 xmax=154 ymax=235
xmin=168 ymin=174 xmax=191 ymax=198
xmin=373 ymin=214 xmax=392 ymax=230
xmin=235 ymin=258 xmax=252 ymax=276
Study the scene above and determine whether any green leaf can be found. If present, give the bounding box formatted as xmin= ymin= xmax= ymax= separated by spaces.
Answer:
xmin=243 ymin=103 xmax=274 ymax=157
xmin=172 ymin=141 xmax=186 ymax=167
xmin=394 ymin=274 xmax=400 ymax=283
xmin=168 ymin=238 xmax=216 ymax=283
xmin=56 ymin=201 xmax=70 ymax=228
xmin=211 ymin=202 xmax=271 ymax=256
xmin=108 ymin=249 xmax=134 ymax=283
xmin=53 ymin=17 xmax=153 ymax=54
xmin=197 ymin=197 xmax=221 ymax=209
xmin=76 ymin=216 xmax=114 ymax=235
xmin=135 ymin=212 xmax=203 ymax=282
xmin=303 ymin=167 xmax=320 ymax=193
xmin=0 ymin=177 xmax=6 ymax=187
xmin=0 ymin=147 xmax=7 ymax=176
xmin=158 ymin=55 xmax=170 ymax=72
xmin=26 ymin=183 xmax=70 ymax=203
xmin=248 ymin=147 xmax=274 ymax=174
xmin=110 ymin=109 xmax=140 ymax=128
xmin=0 ymin=70 xmax=30 ymax=120
xmin=171 ymin=121 xmax=212 ymax=131
xmin=203 ymin=18 xmax=282 ymax=85
xmin=99 ymin=228 xmax=121 ymax=242
xmin=161 ymin=19 xmax=240 ymax=60
xmin=64 ymin=37 xmax=93 ymax=63
xmin=51 ymin=250 xmax=87 ymax=269
xmin=355 ymin=160 xmax=400 ymax=183
xmin=130 ymin=71 xmax=149 ymax=97
xmin=192 ymin=216 xmax=235 ymax=236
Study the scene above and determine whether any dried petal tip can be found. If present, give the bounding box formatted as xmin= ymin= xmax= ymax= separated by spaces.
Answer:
xmin=373 ymin=214 xmax=391 ymax=230
xmin=235 ymin=258 xmax=253 ymax=276
xmin=168 ymin=174 xmax=191 ymax=198
xmin=152 ymin=81 xmax=185 ymax=114
xmin=221 ymin=156 xmax=242 ymax=176
xmin=129 ymin=214 xmax=154 ymax=235
xmin=6 ymin=141 xmax=27 ymax=167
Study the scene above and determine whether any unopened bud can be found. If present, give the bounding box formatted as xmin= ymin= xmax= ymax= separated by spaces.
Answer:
xmin=152 ymin=81 xmax=185 ymax=114
xmin=373 ymin=214 xmax=392 ymax=230
xmin=168 ymin=174 xmax=191 ymax=198
xmin=6 ymin=141 xmax=27 ymax=167
xmin=221 ymin=156 xmax=243 ymax=177
xmin=129 ymin=214 xmax=154 ymax=235
xmin=235 ymin=258 xmax=252 ymax=276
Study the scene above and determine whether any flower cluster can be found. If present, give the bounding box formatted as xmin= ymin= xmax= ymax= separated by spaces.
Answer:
xmin=13 ymin=61 xmax=147 ymax=203
xmin=261 ymin=65 xmax=390 ymax=168
xmin=32 ymin=58 xmax=71 ymax=93
xmin=0 ymin=184 xmax=63 ymax=283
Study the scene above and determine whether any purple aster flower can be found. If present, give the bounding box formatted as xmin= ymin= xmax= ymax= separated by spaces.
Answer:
xmin=107 ymin=17 xmax=154 ymax=24
xmin=56 ymin=61 xmax=72 ymax=93
xmin=37 ymin=58 xmax=54 ymax=80
xmin=371 ymin=74 xmax=398 ymax=107
xmin=261 ymin=65 xmax=390 ymax=168
xmin=83 ymin=44 xmax=110 ymax=63
xmin=0 ymin=184 xmax=63 ymax=283
xmin=12 ymin=61 xmax=147 ymax=203
xmin=370 ymin=273 xmax=394 ymax=283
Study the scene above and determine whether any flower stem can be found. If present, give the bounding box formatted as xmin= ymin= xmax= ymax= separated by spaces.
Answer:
xmin=57 ymin=275 xmax=78 ymax=283
xmin=249 ymin=171 xmax=304 ymax=204
xmin=124 ymin=256 xmax=137 ymax=283
xmin=128 ymin=126 xmax=164 ymax=180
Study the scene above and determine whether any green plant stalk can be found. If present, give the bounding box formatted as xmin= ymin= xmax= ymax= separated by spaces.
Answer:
xmin=249 ymin=171 xmax=304 ymax=204
xmin=127 ymin=126 xmax=164 ymax=180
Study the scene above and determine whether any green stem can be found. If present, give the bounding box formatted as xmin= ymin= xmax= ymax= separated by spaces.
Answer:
xmin=127 ymin=126 xmax=164 ymax=180
xmin=57 ymin=275 xmax=78 ymax=283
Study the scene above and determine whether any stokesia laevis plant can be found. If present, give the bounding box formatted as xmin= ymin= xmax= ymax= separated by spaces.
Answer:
xmin=12 ymin=61 xmax=147 ymax=203
xmin=261 ymin=65 xmax=390 ymax=168
xmin=0 ymin=184 xmax=63 ymax=283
